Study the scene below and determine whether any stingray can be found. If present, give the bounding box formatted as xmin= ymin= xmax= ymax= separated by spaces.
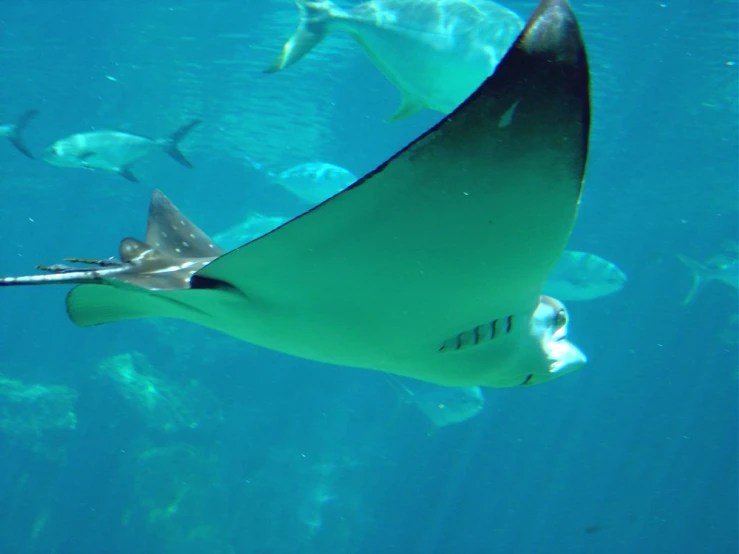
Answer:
xmin=0 ymin=0 xmax=591 ymax=388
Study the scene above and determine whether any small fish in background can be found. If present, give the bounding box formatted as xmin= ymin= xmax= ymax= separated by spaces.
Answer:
xmin=243 ymin=155 xmax=357 ymax=205
xmin=676 ymin=251 xmax=738 ymax=305
xmin=213 ymin=212 xmax=289 ymax=251
xmin=265 ymin=0 xmax=524 ymax=121
xmin=42 ymin=119 xmax=201 ymax=182
xmin=543 ymin=250 xmax=627 ymax=302
xmin=0 ymin=109 xmax=39 ymax=159
xmin=387 ymin=376 xmax=486 ymax=430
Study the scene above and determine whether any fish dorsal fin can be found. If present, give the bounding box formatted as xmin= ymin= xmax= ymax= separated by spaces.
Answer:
xmin=119 ymin=238 xmax=155 ymax=263
xmin=145 ymin=189 xmax=224 ymax=259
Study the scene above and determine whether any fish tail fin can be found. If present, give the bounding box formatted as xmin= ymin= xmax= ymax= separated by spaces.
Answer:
xmin=263 ymin=0 xmax=342 ymax=73
xmin=676 ymin=254 xmax=711 ymax=305
xmin=159 ymin=118 xmax=201 ymax=168
xmin=7 ymin=109 xmax=39 ymax=159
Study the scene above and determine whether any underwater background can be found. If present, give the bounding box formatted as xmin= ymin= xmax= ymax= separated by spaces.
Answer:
xmin=0 ymin=0 xmax=737 ymax=553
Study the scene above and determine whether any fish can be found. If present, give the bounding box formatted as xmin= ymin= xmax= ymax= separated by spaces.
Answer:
xmin=387 ymin=376 xmax=485 ymax=428
xmin=0 ymin=109 xmax=39 ymax=159
xmin=243 ymin=156 xmax=358 ymax=205
xmin=0 ymin=0 xmax=591 ymax=389
xmin=543 ymin=250 xmax=627 ymax=302
xmin=213 ymin=212 xmax=290 ymax=252
xmin=676 ymin=252 xmax=738 ymax=305
xmin=42 ymin=119 xmax=201 ymax=182
xmin=266 ymin=0 xmax=524 ymax=121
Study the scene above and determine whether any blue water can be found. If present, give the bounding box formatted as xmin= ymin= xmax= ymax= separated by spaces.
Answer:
xmin=0 ymin=1 xmax=736 ymax=553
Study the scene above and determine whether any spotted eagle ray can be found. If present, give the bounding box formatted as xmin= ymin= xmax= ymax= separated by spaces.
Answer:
xmin=0 ymin=0 xmax=591 ymax=388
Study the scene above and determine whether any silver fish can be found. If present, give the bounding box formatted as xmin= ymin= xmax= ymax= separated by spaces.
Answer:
xmin=266 ymin=0 xmax=524 ymax=121
xmin=243 ymin=156 xmax=357 ymax=205
xmin=0 ymin=109 xmax=38 ymax=159
xmin=213 ymin=212 xmax=290 ymax=251
xmin=42 ymin=119 xmax=201 ymax=182
xmin=388 ymin=377 xmax=485 ymax=428
xmin=0 ymin=0 xmax=590 ymax=389
xmin=543 ymin=250 xmax=627 ymax=302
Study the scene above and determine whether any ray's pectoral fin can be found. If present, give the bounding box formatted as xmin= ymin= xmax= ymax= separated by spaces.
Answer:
xmin=65 ymin=284 xmax=171 ymax=327
xmin=65 ymin=281 xmax=222 ymax=328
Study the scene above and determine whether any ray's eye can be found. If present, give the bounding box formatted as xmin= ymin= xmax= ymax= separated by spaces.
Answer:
xmin=554 ymin=308 xmax=567 ymax=329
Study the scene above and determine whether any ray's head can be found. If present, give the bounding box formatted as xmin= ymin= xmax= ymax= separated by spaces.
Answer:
xmin=529 ymin=295 xmax=586 ymax=381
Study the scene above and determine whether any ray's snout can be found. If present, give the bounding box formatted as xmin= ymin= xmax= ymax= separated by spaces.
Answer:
xmin=547 ymin=337 xmax=586 ymax=375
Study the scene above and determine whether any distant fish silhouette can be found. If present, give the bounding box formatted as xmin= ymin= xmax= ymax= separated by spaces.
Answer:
xmin=213 ymin=212 xmax=289 ymax=251
xmin=388 ymin=376 xmax=486 ymax=428
xmin=544 ymin=251 xmax=627 ymax=302
xmin=243 ymin=155 xmax=357 ymax=205
xmin=677 ymin=252 xmax=738 ymax=304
